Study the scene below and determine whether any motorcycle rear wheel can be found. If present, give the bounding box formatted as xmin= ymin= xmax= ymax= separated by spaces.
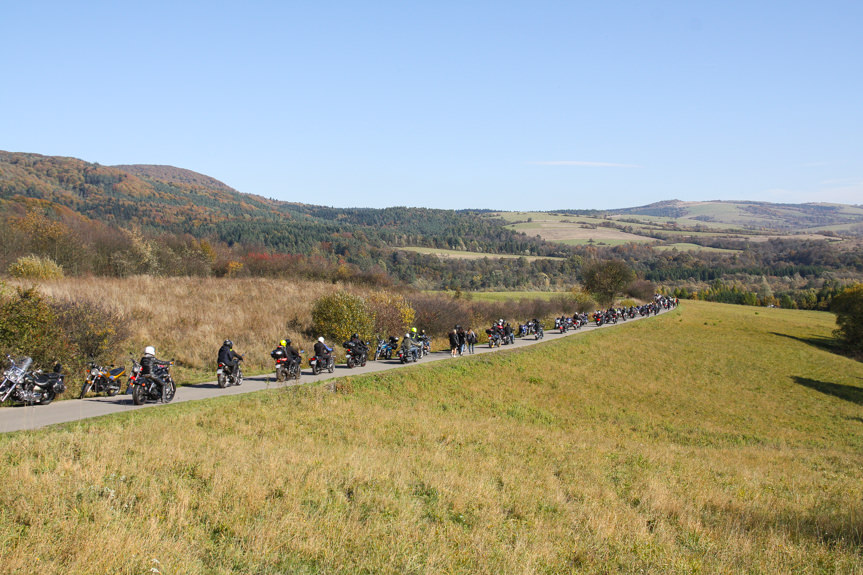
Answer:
xmin=276 ymin=367 xmax=286 ymax=382
xmin=105 ymin=382 xmax=120 ymax=397
xmin=217 ymin=373 xmax=227 ymax=388
xmin=39 ymin=389 xmax=56 ymax=405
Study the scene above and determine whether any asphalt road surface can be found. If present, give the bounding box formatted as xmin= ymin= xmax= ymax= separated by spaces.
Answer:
xmin=1 ymin=310 xmax=669 ymax=433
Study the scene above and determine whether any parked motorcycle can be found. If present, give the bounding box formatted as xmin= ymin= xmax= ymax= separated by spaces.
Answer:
xmin=130 ymin=359 xmax=176 ymax=405
xmin=79 ymin=361 xmax=126 ymax=398
xmin=374 ymin=338 xmax=398 ymax=360
xmin=217 ymin=357 xmax=243 ymax=388
xmin=309 ymin=353 xmax=334 ymax=375
xmin=1 ymin=355 xmax=65 ymax=405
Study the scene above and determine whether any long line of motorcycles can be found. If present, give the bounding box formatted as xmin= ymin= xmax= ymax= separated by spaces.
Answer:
xmin=2 ymin=300 xmax=675 ymax=408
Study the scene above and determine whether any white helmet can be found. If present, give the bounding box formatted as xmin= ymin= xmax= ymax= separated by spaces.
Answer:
xmin=318 ymin=337 xmax=325 ymax=343
xmin=144 ymin=345 xmax=155 ymax=355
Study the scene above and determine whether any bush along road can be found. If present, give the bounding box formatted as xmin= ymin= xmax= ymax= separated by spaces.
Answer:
xmin=1 ymin=308 xmax=672 ymax=432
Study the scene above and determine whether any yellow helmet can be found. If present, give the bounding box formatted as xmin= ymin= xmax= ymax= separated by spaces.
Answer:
xmin=411 ymin=327 xmax=417 ymax=333
xmin=280 ymin=339 xmax=287 ymax=347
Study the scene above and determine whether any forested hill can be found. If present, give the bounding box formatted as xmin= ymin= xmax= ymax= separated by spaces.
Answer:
xmin=0 ymin=150 xmax=564 ymax=258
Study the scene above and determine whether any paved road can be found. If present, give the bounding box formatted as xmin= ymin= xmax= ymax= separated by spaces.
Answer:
xmin=1 ymin=311 xmax=668 ymax=433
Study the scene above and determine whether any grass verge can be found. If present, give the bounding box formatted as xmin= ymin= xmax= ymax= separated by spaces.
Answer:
xmin=0 ymin=301 xmax=861 ymax=573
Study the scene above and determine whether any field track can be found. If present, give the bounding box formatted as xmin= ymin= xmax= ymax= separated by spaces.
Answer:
xmin=1 ymin=309 xmax=669 ymax=432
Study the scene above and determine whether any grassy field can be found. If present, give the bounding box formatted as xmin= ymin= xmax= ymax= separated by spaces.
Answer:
xmin=457 ymin=290 xmax=565 ymax=302
xmin=399 ymin=247 xmax=563 ymax=261
xmin=1 ymin=301 xmax=861 ymax=573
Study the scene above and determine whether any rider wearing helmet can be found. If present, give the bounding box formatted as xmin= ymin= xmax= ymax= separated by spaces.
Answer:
xmin=314 ymin=336 xmax=333 ymax=364
xmin=140 ymin=345 xmax=171 ymax=398
xmin=283 ymin=337 xmax=301 ymax=369
xmin=218 ymin=339 xmax=243 ymax=376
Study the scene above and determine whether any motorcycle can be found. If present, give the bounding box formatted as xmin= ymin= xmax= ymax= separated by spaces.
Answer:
xmin=345 ymin=342 xmax=368 ymax=368
xmin=275 ymin=352 xmax=303 ymax=382
xmin=309 ymin=353 xmax=334 ymax=375
xmin=276 ymin=350 xmax=306 ymax=381
xmin=79 ymin=360 xmax=126 ymax=398
xmin=130 ymin=359 xmax=176 ymax=405
xmin=374 ymin=338 xmax=398 ymax=361
xmin=398 ymin=341 xmax=420 ymax=363
xmin=486 ymin=329 xmax=502 ymax=348
xmin=1 ymin=356 xmax=65 ymax=405
xmin=535 ymin=325 xmax=544 ymax=340
xmin=217 ymin=358 xmax=243 ymax=388
xmin=419 ymin=335 xmax=431 ymax=356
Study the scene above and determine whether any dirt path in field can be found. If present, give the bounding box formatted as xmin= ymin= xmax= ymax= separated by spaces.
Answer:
xmin=1 ymin=310 xmax=671 ymax=432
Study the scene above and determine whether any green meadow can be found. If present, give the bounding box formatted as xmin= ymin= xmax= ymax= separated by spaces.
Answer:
xmin=1 ymin=301 xmax=861 ymax=573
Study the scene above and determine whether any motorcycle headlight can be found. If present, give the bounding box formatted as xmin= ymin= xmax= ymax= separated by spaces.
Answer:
xmin=90 ymin=369 xmax=99 ymax=377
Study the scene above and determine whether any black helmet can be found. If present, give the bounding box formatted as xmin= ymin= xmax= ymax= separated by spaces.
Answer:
xmin=352 ymin=333 xmax=359 ymax=339
xmin=224 ymin=339 xmax=233 ymax=348
xmin=284 ymin=338 xmax=291 ymax=345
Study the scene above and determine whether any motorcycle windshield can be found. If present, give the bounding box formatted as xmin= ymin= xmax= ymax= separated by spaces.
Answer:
xmin=16 ymin=357 xmax=33 ymax=372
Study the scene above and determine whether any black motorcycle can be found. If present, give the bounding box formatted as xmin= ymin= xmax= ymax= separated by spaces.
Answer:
xmin=344 ymin=342 xmax=368 ymax=368
xmin=130 ymin=360 xmax=176 ymax=405
xmin=1 ymin=355 xmax=66 ymax=406
xmin=217 ymin=358 xmax=243 ymax=388
xmin=79 ymin=361 xmax=126 ymax=398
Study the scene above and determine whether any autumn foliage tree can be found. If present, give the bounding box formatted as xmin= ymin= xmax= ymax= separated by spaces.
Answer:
xmin=581 ymin=259 xmax=636 ymax=308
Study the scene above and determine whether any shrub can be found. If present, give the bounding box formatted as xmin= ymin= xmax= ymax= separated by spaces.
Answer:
xmin=311 ymin=292 xmax=374 ymax=343
xmin=8 ymin=255 xmax=64 ymax=280
xmin=0 ymin=287 xmax=130 ymax=375
xmin=831 ymin=283 xmax=863 ymax=358
xmin=0 ymin=287 xmax=67 ymax=367
xmin=625 ymin=279 xmax=656 ymax=301
xmin=569 ymin=288 xmax=597 ymax=313
xmin=367 ymin=291 xmax=416 ymax=338
xmin=53 ymin=299 xmax=129 ymax=366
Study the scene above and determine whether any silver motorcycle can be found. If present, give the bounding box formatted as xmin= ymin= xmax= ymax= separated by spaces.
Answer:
xmin=0 ymin=355 xmax=66 ymax=406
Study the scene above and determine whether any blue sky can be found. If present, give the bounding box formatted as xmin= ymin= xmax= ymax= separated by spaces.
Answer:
xmin=2 ymin=1 xmax=861 ymax=210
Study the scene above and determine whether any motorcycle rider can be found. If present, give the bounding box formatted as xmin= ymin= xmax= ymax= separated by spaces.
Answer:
xmin=283 ymin=338 xmax=301 ymax=372
xmin=314 ymin=336 xmax=333 ymax=368
xmin=402 ymin=332 xmax=421 ymax=361
xmin=140 ymin=345 xmax=171 ymax=401
xmin=343 ymin=333 xmax=368 ymax=362
xmin=218 ymin=339 xmax=243 ymax=377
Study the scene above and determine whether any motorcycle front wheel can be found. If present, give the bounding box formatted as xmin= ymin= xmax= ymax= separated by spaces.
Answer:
xmin=162 ymin=380 xmax=176 ymax=403
xmin=79 ymin=380 xmax=93 ymax=399
xmin=132 ymin=385 xmax=145 ymax=405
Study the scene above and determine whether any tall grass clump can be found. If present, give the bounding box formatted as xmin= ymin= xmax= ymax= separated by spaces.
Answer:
xmin=0 ymin=301 xmax=861 ymax=573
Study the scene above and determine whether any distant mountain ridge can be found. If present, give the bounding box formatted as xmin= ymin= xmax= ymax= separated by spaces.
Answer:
xmin=607 ymin=199 xmax=863 ymax=232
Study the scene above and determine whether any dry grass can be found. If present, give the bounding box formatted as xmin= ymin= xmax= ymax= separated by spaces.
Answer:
xmin=25 ymin=276 xmax=342 ymax=381
xmin=0 ymin=301 xmax=861 ymax=573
